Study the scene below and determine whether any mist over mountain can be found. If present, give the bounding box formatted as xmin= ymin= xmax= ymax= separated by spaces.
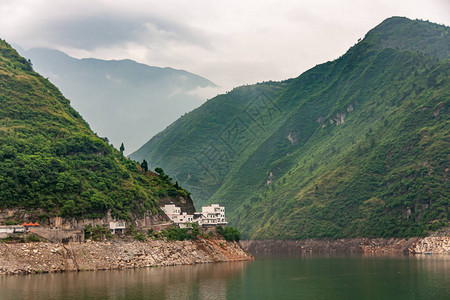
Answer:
xmin=131 ymin=17 xmax=449 ymax=239
xmin=14 ymin=46 xmax=217 ymax=154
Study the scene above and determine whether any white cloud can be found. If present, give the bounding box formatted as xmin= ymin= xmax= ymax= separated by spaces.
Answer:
xmin=0 ymin=0 xmax=448 ymax=89
xmin=186 ymin=86 xmax=228 ymax=102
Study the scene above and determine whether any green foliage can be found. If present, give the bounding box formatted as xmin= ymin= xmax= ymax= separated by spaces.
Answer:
xmin=130 ymin=18 xmax=449 ymax=240
xmin=84 ymin=224 xmax=112 ymax=241
xmin=120 ymin=143 xmax=125 ymax=155
xmin=0 ymin=234 xmax=25 ymax=243
xmin=4 ymin=220 xmax=19 ymax=225
xmin=155 ymin=167 xmax=172 ymax=182
xmin=216 ymin=226 xmax=241 ymax=242
xmin=191 ymin=222 xmax=200 ymax=237
xmin=160 ymin=225 xmax=198 ymax=241
xmin=141 ymin=159 xmax=148 ymax=174
xmin=133 ymin=232 xmax=146 ymax=241
xmin=26 ymin=234 xmax=41 ymax=242
xmin=0 ymin=39 xmax=191 ymax=221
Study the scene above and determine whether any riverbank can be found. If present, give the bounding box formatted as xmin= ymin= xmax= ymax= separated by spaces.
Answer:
xmin=240 ymin=235 xmax=450 ymax=255
xmin=0 ymin=238 xmax=253 ymax=275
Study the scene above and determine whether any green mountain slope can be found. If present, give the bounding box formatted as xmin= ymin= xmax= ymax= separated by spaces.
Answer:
xmin=131 ymin=17 xmax=449 ymax=239
xmin=0 ymin=40 xmax=192 ymax=221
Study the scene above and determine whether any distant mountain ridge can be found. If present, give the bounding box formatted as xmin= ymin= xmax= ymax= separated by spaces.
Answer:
xmin=131 ymin=17 xmax=449 ymax=239
xmin=14 ymin=46 xmax=217 ymax=154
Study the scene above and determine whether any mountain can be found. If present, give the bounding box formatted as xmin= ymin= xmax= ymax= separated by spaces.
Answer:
xmin=0 ymin=40 xmax=193 ymax=221
xmin=130 ymin=17 xmax=450 ymax=239
xmin=14 ymin=46 xmax=217 ymax=154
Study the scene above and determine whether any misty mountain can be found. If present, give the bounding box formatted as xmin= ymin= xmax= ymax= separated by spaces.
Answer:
xmin=14 ymin=46 xmax=217 ymax=154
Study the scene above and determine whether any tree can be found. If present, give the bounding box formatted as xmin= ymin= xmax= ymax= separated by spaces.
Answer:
xmin=155 ymin=167 xmax=171 ymax=182
xmin=27 ymin=59 xmax=33 ymax=70
xmin=120 ymin=143 xmax=125 ymax=155
xmin=216 ymin=226 xmax=241 ymax=242
xmin=141 ymin=159 xmax=148 ymax=174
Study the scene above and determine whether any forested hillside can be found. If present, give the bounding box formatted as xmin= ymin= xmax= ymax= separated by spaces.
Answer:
xmin=0 ymin=40 xmax=192 ymax=221
xmin=131 ymin=17 xmax=449 ymax=239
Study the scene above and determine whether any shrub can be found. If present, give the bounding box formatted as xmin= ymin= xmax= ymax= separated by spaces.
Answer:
xmin=84 ymin=224 xmax=112 ymax=241
xmin=134 ymin=232 xmax=146 ymax=241
xmin=4 ymin=220 xmax=19 ymax=225
xmin=26 ymin=234 xmax=41 ymax=242
xmin=160 ymin=226 xmax=194 ymax=241
xmin=216 ymin=226 xmax=241 ymax=242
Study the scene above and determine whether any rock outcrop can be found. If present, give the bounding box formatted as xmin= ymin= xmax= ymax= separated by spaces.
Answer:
xmin=0 ymin=238 xmax=253 ymax=275
xmin=410 ymin=236 xmax=450 ymax=254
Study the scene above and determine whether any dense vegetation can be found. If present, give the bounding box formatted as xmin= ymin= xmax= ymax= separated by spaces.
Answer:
xmin=131 ymin=17 xmax=449 ymax=239
xmin=216 ymin=226 xmax=241 ymax=242
xmin=0 ymin=40 xmax=190 ymax=221
xmin=158 ymin=225 xmax=200 ymax=241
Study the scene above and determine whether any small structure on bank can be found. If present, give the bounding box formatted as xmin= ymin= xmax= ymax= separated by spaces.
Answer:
xmin=109 ymin=221 xmax=126 ymax=234
xmin=162 ymin=203 xmax=227 ymax=228
xmin=0 ymin=225 xmax=25 ymax=238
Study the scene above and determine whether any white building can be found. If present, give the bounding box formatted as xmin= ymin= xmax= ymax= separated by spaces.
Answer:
xmin=162 ymin=204 xmax=194 ymax=228
xmin=0 ymin=225 xmax=25 ymax=238
xmin=109 ymin=221 xmax=126 ymax=234
xmin=162 ymin=203 xmax=226 ymax=227
xmin=201 ymin=204 xmax=226 ymax=226
xmin=161 ymin=204 xmax=181 ymax=219
xmin=173 ymin=213 xmax=194 ymax=228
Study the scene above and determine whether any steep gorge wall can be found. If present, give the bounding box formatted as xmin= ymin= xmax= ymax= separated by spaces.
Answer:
xmin=0 ymin=238 xmax=253 ymax=275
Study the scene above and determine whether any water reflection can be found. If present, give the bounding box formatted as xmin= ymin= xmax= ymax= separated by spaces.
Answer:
xmin=1 ymin=255 xmax=449 ymax=300
xmin=0 ymin=261 xmax=250 ymax=300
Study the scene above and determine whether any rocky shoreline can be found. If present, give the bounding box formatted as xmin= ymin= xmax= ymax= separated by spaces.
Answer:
xmin=241 ymin=235 xmax=450 ymax=255
xmin=0 ymin=238 xmax=253 ymax=275
xmin=2 ymin=234 xmax=448 ymax=275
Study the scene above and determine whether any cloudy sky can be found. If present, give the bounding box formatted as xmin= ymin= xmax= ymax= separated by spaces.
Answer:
xmin=0 ymin=0 xmax=448 ymax=92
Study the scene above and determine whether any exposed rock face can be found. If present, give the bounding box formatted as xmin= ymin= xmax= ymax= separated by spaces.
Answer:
xmin=156 ymin=196 xmax=196 ymax=215
xmin=0 ymin=208 xmax=168 ymax=229
xmin=0 ymin=239 xmax=253 ymax=275
xmin=410 ymin=236 xmax=450 ymax=254
xmin=241 ymin=235 xmax=450 ymax=255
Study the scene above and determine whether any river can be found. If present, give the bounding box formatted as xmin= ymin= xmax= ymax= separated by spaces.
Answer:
xmin=0 ymin=254 xmax=449 ymax=299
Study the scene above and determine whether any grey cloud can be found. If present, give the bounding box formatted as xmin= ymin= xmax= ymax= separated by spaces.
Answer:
xmin=40 ymin=16 xmax=143 ymax=49
xmin=32 ymin=14 xmax=211 ymax=51
xmin=1 ymin=0 xmax=448 ymax=90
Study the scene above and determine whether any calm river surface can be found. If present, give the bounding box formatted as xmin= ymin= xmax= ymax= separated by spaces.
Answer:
xmin=0 ymin=254 xmax=449 ymax=299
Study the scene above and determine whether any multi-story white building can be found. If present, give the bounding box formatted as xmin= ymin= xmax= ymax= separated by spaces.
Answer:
xmin=172 ymin=212 xmax=194 ymax=228
xmin=162 ymin=204 xmax=194 ymax=228
xmin=161 ymin=204 xmax=181 ymax=219
xmin=162 ymin=203 xmax=226 ymax=228
xmin=200 ymin=204 xmax=226 ymax=226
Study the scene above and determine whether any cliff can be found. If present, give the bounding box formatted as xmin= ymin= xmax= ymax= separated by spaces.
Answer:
xmin=0 ymin=238 xmax=253 ymax=275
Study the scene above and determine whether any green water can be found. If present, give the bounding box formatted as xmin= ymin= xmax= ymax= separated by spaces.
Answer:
xmin=0 ymin=254 xmax=449 ymax=299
